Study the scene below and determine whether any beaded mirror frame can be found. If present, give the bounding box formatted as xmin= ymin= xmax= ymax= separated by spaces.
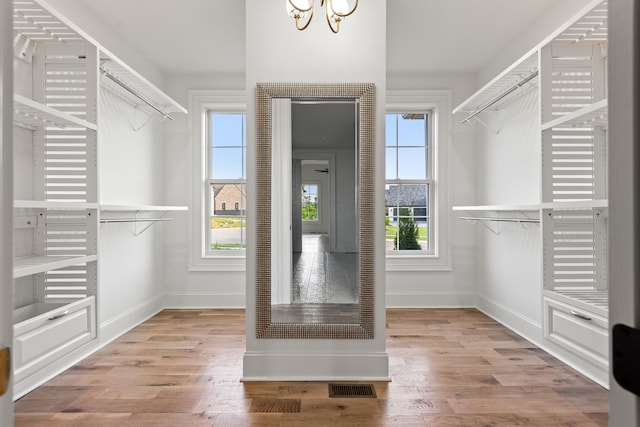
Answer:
xmin=255 ymin=82 xmax=375 ymax=339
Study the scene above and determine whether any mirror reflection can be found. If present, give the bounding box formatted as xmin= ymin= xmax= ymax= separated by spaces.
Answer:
xmin=271 ymin=99 xmax=360 ymax=324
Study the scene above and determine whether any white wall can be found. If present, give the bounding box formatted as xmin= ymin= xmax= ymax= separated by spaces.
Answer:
xmin=385 ymin=73 xmax=478 ymax=307
xmin=162 ymin=75 xmax=246 ymax=308
xmin=244 ymin=0 xmax=388 ymax=380
xmin=473 ymin=89 xmax=541 ymax=333
xmin=97 ymin=88 xmax=167 ymax=341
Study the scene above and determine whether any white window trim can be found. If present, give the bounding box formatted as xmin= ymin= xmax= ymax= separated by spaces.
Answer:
xmin=189 ymin=90 xmax=246 ymax=271
xmin=386 ymin=90 xmax=452 ymax=271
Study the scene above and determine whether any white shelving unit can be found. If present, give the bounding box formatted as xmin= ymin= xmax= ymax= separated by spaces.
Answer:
xmin=541 ymin=99 xmax=608 ymax=131
xmin=14 ymin=94 xmax=97 ymax=131
xmin=11 ymin=0 xmax=186 ymax=397
xmin=13 ymin=255 xmax=99 ymax=279
xmin=453 ymin=0 xmax=609 ymax=386
xmin=99 ymin=52 xmax=187 ymax=119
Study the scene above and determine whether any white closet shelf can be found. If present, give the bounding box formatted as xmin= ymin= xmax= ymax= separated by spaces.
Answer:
xmin=544 ymin=290 xmax=608 ymax=318
xmin=13 ymin=0 xmax=186 ymax=120
xmin=14 ymin=94 xmax=97 ymax=131
xmin=452 ymin=204 xmax=540 ymax=212
xmin=542 ymin=99 xmax=608 ymax=130
xmin=540 ymin=200 xmax=608 ymax=209
xmin=100 ymin=52 xmax=187 ymax=116
xmin=14 ymin=200 xmax=99 ymax=210
xmin=452 ymin=52 xmax=538 ymax=116
xmin=13 ymin=254 xmax=98 ymax=279
xmin=100 ymin=204 xmax=188 ymax=212
xmin=454 ymin=0 xmax=607 ymax=120
xmin=13 ymin=0 xmax=85 ymax=44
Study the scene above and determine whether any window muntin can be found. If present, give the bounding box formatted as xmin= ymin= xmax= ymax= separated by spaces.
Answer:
xmin=207 ymin=112 xmax=246 ymax=253
xmin=385 ymin=112 xmax=433 ymax=254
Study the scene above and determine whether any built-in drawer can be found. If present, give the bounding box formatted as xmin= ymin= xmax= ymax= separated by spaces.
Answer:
xmin=13 ymin=296 xmax=96 ymax=383
xmin=544 ymin=297 xmax=608 ymax=370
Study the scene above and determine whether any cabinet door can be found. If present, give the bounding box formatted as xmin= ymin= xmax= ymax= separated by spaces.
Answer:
xmin=13 ymin=297 xmax=96 ymax=383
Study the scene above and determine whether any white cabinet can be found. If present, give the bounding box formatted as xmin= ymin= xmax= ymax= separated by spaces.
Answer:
xmin=544 ymin=297 xmax=608 ymax=373
xmin=13 ymin=296 xmax=96 ymax=384
xmin=453 ymin=0 xmax=609 ymax=386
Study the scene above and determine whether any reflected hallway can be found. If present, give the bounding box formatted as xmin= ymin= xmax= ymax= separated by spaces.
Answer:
xmin=272 ymin=234 xmax=358 ymax=324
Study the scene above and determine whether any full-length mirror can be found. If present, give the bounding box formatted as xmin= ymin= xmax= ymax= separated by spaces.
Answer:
xmin=255 ymin=83 xmax=375 ymax=339
xmin=271 ymin=99 xmax=359 ymax=325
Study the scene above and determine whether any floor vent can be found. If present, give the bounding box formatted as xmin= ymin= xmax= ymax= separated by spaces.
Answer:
xmin=249 ymin=398 xmax=301 ymax=413
xmin=328 ymin=383 xmax=377 ymax=398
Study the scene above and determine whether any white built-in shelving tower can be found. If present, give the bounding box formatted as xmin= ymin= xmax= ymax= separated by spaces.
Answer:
xmin=11 ymin=0 xmax=186 ymax=397
xmin=453 ymin=0 xmax=609 ymax=386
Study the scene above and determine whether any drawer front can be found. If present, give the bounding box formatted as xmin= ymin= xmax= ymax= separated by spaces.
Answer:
xmin=14 ymin=297 xmax=96 ymax=383
xmin=544 ymin=297 xmax=608 ymax=369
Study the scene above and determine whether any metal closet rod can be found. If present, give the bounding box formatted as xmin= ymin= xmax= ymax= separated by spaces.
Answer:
xmin=459 ymin=216 xmax=540 ymax=224
xmin=462 ymin=70 xmax=539 ymax=124
xmin=99 ymin=66 xmax=174 ymax=121
xmin=100 ymin=218 xmax=173 ymax=224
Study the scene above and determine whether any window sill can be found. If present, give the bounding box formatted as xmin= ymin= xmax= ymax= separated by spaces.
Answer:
xmin=385 ymin=253 xmax=452 ymax=272
xmin=189 ymin=254 xmax=246 ymax=272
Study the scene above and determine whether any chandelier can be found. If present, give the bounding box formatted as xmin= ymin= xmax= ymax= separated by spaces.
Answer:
xmin=286 ymin=0 xmax=358 ymax=33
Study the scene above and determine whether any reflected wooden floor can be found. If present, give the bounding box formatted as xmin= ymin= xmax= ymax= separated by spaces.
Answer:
xmin=14 ymin=309 xmax=609 ymax=426
xmin=292 ymin=234 xmax=357 ymax=304
xmin=271 ymin=303 xmax=359 ymax=324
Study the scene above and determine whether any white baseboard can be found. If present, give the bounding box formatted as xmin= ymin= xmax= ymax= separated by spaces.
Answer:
xmin=242 ymin=352 xmax=390 ymax=381
xmin=386 ymin=291 xmax=476 ymax=308
xmin=99 ymin=295 xmax=166 ymax=344
xmin=476 ymin=294 xmax=608 ymax=388
xmin=475 ymin=295 xmax=543 ymax=345
xmin=163 ymin=292 xmax=245 ymax=308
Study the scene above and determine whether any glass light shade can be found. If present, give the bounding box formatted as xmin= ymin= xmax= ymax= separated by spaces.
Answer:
xmin=286 ymin=0 xmax=311 ymax=13
xmin=330 ymin=0 xmax=349 ymax=15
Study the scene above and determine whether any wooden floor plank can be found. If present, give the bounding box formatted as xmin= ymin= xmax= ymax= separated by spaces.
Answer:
xmin=14 ymin=308 xmax=608 ymax=426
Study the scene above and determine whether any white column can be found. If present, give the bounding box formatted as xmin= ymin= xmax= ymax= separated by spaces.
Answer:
xmin=0 ymin=0 xmax=14 ymax=421
xmin=609 ymin=0 xmax=640 ymax=425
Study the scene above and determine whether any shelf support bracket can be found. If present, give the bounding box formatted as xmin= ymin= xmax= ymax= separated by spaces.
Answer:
xmin=468 ymin=114 xmax=501 ymax=135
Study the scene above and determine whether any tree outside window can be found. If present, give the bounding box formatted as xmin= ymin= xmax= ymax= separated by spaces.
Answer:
xmin=301 ymin=184 xmax=318 ymax=221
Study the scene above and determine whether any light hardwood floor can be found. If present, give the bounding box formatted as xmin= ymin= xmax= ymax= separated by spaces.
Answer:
xmin=14 ymin=309 xmax=608 ymax=426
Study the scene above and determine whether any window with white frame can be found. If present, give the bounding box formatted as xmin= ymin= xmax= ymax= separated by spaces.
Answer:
xmin=207 ymin=112 xmax=246 ymax=253
xmin=385 ymin=112 xmax=433 ymax=254
xmin=385 ymin=90 xmax=451 ymax=270
xmin=189 ymin=91 xmax=246 ymax=271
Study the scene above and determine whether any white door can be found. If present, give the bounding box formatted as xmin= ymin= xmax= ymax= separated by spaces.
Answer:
xmin=609 ymin=1 xmax=639 ymax=425
xmin=0 ymin=0 xmax=14 ymax=423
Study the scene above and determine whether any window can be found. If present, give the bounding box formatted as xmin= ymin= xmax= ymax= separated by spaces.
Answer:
xmin=385 ymin=112 xmax=432 ymax=253
xmin=301 ymin=184 xmax=319 ymax=221
xmin=385 ymin=90 xmax=451 ymax=270
xmin=189 ymin=91 xmax=246 ymax=271
xmin=208 ymin=112 xmax=246 ymax=253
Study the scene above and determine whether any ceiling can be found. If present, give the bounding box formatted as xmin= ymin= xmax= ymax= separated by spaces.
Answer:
xmin=76 ymin=0 xmax=556 ymax=76
xmin=292 ymin=102 xmax=356 ymax=150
